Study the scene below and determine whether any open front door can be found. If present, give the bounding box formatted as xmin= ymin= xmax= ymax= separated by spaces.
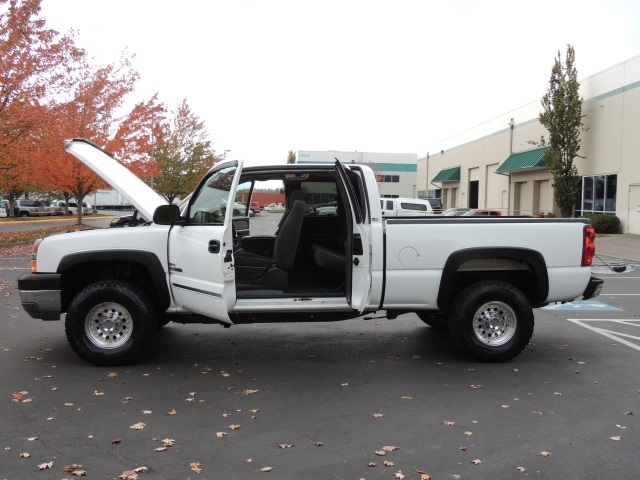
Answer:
xmin=168 ymin=161 xmax=243 ymax=324
xmin=335 ymin=161 xmax=372 ymax=313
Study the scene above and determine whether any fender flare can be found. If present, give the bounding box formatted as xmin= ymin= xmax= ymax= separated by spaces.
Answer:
xmin=437 ymin=247 xmax=549 ymax=309
xmin=57 ymin=250 xmax=170 ymax=311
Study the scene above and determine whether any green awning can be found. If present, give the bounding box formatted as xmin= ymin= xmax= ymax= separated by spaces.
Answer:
xmin=432 ymin=166 xmax=460 ymax=182
xmin=496 ymin=147 xmax=548 ymax=173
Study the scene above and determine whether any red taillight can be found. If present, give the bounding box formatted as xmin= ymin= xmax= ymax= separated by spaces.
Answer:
xmin=582 ymin=226 xmax=596 ymax=266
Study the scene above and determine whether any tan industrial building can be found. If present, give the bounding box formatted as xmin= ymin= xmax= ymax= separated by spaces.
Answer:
xmin=418 ymin=54 xmax=640 ymax=233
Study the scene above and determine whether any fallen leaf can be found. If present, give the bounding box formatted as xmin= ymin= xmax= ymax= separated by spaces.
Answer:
xmin=64 ymin=403 xmax=74 ymax=407
xmin=112 ymin=439 xmax=121 ymax=444
xmin=93 ymin=390 xmax=105 ymax=396
xmin=384 ymin=460 xmax=395 ymax=466
xmin=382 ymin=445 xmax=400 ymax=452
xmin=625 ymin=411 xmax=634 ymax=415
xmin=219 ymin=370 xmax=230 ymax=377
xmin=420 ymin=474 xmax=432 ymax=480
xmin=341 ymin=383 xmax=348 ymax=387
xmin=38 ymin=461 xmax=53 ymax=470
xmin=442 ymin=420 xmax=455 ymax=426
xmin=20 ymin=452 xmax=30 ymax=458
xmin=162 ymin=439 xmax=175 ymax=447
xmin=464 ymin=431 xmax=474 ymax=436
xmin=166 ymin=409 xmax=177 ymax=415
xmin=313 ymin=441 xmax=323 ymax=447
xmin=539 ymin=451 xmax=551 ymax=457
xmin=554 ymin=392 xmax=562 ymax=396
xmin=470 ymin=459 xmax=482 ymax=465
xmin=368 ymin=462 xmax=376 ymax=467
xmin=245 ymin=458 xmax=253 ymax=463
xmin=459 ymin=446 xmax=467 ymax=451
xmin=374 ymin=450 xmax=386 ymax=456
xmin=531 ymin=411 xmax=543 ymax=415
xmin=393 ymin=471 xmax=405 ymax=479
xmin=517 ymin=466 xmax=526 ymax=472
xmin=242 ymin=389 xmax=259 ymax=395
xmin=190 ymin=462 xmax=202 ymax=473
xmin=154 ymin=447 xmax=167 ymax=452
xmin=610 ymin=436 xmax=621 ymax=441
xmin=129 ymin=422 xmax=146 ymax=430
xmin=501 ymin=405 xmax=510 ymax=409
xmin=229 ymin=424 xmax=240 ymax=430
xmin=64 ymin=464 xmax=83 ymax=472
xmin=470 ymin=384 xmax=483 ymax=389
xmin=142 ymin=410 xmax=152 ymax=414
xmin=107 ymin=372 xmax=118 ymax=377
xmin=216 ymin=432 xmax=228 ymax=438
xmin=401 ymin=396 xmax=412 ymax=400
xmin=260 ymin=466 xmax=273 ymax=472
xmin=616 ymin=424 xmax=627 ymax=429
xmin=27 ymin=437 xmax=38 ymax=441
xmin=277 ymin=443 xmax=293 ymax=449
xmin=250 ymin=409 xmax=259 ymax=413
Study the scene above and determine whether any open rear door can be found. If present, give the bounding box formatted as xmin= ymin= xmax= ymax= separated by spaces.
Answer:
xmin=168 ymin=160 xmax=243 ymax=324
xmin=335 ymin=161 xmax=372 ymax=313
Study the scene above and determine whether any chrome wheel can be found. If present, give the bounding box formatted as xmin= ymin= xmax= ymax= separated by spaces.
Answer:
xmin=85 ymin=302 xmax=133 ymax=349
xmin=472 ymin=301 xmax=517 ymax=346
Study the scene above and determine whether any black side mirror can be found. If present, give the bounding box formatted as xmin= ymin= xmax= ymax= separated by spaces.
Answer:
xmin=153 ymin=204 xmax=182 ymax=225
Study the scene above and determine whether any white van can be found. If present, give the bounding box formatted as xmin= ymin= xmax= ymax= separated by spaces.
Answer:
xmin=380 ymin=197 xmax=434 ymax=217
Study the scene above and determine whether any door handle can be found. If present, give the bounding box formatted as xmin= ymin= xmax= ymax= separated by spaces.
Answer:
xmin=208 ymin=240 xmax=221 ymax=253
xmin=353 ymin=257 xmax=360 ymax=266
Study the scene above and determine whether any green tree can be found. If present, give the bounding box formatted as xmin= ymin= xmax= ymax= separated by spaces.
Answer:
xmin=152 ymin=99 xmax=218 ymax=204
xmin=537 ymin=44 xmax=585 ymax=218
xmin=287 ymin=150 xmax=296 ymax=164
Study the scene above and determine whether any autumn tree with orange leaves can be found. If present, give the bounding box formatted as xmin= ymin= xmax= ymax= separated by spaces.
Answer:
xmin=1 ymin=0 xmax=166 ymax=223
xmin=39 ymin=56 xmax=166 ymax=224
xmin=0 ymin=0 xmax=83 ymax=214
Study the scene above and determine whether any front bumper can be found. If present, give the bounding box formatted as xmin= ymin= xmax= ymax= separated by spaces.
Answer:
xmin=18 ymin=273 xmax=61 ymax=320
xmin=582 ymin=276 xmax=604 ymax=300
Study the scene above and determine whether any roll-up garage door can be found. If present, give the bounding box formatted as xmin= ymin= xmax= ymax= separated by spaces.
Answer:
xmin=485 ymin=163 xmax=500 ymax=208
xmin=538 ymin=180 xmax=552 ymax=214
xmin=518 ymin=181 xmax=532 ymax=216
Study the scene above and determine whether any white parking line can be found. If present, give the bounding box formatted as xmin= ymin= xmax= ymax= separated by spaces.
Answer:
xmin=0 ymin=267 xmax=28 ymax=270
xmin=567 ymin=319 xmax=640 ymax=352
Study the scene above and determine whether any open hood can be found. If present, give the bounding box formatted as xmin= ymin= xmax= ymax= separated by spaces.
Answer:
xmin=64 ymin=139 xmax=167 ymax=220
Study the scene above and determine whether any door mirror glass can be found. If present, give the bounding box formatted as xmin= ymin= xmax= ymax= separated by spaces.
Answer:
xmin=153 ymin=204 xmax=181 ymax=225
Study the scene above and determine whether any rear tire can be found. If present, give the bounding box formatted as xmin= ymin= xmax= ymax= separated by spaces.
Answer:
xmin=449 ymin=280 xmax=533 ymax=362
xmin=65 ymin=281 xmax=156 ymax=365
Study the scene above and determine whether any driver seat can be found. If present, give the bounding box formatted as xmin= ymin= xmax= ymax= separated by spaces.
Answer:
xmin=234 ymin=194 xmax=305 ymax=290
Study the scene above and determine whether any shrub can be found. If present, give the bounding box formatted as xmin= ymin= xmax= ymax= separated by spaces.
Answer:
xmin=581 ymin=214 xmax=620 ymax=234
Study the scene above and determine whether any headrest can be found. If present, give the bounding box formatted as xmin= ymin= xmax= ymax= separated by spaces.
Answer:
xmin=287 ymin=190 xmax=305 ymax=208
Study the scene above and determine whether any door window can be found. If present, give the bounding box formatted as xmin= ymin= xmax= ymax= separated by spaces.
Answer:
xmin=189 ymin=165 xmax=237 ymax=225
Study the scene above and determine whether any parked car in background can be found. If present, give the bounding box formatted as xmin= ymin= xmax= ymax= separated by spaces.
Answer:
xmin=425 ymin=198 xmax=443 ymax=214
xmin=250 ymin=202 xmax=261 ymax=214
xmin=13 ymin=199 xmax=47 ymax=217
xmin=263 ymin=202 xmax=283 ymax=212
xmin=0 ymin=199 xmax=10 ymax=216
xmin=0 ymin=206 xmax=6 ymax=218
xmin=462 ymin=208 xmax=502 ymax=216
xmin=380 ymin=197 xmax=434 ymax=217
xmin=442 ymin=207 xmax=472 ymax=216
xmin=67 ymin=202 xmax=93 ymax=215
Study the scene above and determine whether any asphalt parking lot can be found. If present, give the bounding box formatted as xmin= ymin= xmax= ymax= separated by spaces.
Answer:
xmin=1 ymin=229 xmax=639 ymax=479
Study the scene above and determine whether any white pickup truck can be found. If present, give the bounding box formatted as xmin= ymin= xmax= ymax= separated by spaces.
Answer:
xmin=19 ymin=139 xmax=603 ymax=365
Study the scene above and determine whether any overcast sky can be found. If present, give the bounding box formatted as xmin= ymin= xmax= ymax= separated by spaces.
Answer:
xmin=41 ymin=0 xmax=640 ymax=166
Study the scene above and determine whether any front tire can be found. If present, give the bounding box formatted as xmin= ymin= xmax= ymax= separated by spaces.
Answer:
xmin=65 ymin=281 xmax=156 ymax=365
xmin=449 ymin=280 xmax=533 ymax=362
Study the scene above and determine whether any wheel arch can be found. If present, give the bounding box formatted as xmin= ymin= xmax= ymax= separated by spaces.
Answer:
xmin=437 ymin=247 xmax=549 ymax=310
xmin=57 ymin=250 xmax=170 ymax=314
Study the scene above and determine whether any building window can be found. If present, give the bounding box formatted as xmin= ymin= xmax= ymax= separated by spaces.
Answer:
xmin=581 ymin=174 xmax=616 ymax=214
xmin=377 ymin=175 xmax=400 ymax=183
